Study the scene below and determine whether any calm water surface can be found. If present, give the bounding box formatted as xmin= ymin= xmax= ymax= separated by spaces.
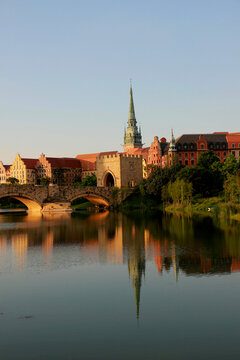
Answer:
xmin=0 ymin=210 xmax=240 ymax=360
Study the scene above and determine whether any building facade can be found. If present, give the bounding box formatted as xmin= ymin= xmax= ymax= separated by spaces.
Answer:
xmin=36 ymin=154 xmax=82 ymax=185
xmin=96 ymin=153 xmax=143 ymax=188
xmin=0 ymin=161 xmax=9 ymax=184
xmin=10 ymin=154 xmax=38 ymax=184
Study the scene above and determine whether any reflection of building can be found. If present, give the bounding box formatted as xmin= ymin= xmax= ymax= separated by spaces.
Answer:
xmin=42 ymin=230 xmax=54 ymax=258
xmin=11 ymin=233 xmax=28 ymax=270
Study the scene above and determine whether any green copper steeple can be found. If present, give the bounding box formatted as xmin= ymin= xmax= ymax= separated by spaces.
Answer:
xmin=128 ymin=86 xmax=136 ymax=123
xmin=124 ymin=84 xmax=143 ymax=151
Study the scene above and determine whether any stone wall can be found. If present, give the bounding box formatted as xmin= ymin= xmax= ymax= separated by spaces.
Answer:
xmin=96 ymin=153 xmax=143 ymax=187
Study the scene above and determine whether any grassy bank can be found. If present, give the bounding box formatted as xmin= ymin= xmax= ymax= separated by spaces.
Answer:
xmin=71 ymin=201 xmax=94 ymax=210
xmin=164 ymin=197 xmax=240 ymax=221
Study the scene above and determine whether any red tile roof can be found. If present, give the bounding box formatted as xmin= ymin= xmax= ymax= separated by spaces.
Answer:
xmin=46 ymin=157 xmax=82 ymax=168
xmin=22 ymin=158 xmax=38 ymax=169
xmin=76 ymin=151 xmax=118 ymax=163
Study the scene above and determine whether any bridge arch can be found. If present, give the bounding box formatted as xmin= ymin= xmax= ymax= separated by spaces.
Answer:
xmin=70 ymin=192 xmax=110 ymax=207
xmin=0 ymin=194 xmax=42 ymax=212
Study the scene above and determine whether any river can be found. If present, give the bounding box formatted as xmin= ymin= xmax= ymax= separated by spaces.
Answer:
xmin=0 ymin=210 xmax=240 ymax=360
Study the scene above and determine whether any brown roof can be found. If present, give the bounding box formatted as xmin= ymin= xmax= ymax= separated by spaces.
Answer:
xmin=46 ymin=157 xmax=81 ymax=168
xmin=3 ymin=165 xmax=10 ymax=171
xmin=176 ymin=133 xmax=228 ymax=144
xmin=22 ymin=158 xmax=38 ymax=169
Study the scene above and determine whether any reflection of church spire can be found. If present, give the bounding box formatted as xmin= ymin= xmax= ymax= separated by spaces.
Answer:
xmin=128 ymin=256 xmax=145 ymax=319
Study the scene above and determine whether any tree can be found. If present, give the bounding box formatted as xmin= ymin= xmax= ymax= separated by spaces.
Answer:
xmin=221 ymin=155 xmax=238 ymax=176
xmin=177 ymin=166 xmax=223 ymax=197
xmin=197 ymin=150 xmax=220 ymax=169
xmin=81 ymin=174 xmax=97 ymax=186
xmin=167 ymin=179 xmax=192 ymax=206
xmin=145 ymin=163 xmax=183 ymax=200
xmin=224 ymin=174 xmax=239 ymax=203
xmin=6 ymin=177 xmax=19 ymax=184
xmin=40 ymin=177 xmax=51 ymax=186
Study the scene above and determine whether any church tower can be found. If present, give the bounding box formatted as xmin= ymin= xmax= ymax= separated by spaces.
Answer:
xmin=123 ymin=85 xmax=143 ymax=152
xmin=168 ymin=129 xmax=177 ymax=166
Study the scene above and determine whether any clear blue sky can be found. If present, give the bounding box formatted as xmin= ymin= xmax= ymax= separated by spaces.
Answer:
xmin=0 ymin=0 xmax=240 ymax=163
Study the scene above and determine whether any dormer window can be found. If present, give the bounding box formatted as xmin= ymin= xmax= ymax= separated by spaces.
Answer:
xmin=232 ymin=144 xmax=235 ymax=148
xmin=201 ymin=144 xmax=204 ymax=150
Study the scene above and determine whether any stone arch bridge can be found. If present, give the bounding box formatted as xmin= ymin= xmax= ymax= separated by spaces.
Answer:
xmin=0 ymin=185 xmax=132 ymax=212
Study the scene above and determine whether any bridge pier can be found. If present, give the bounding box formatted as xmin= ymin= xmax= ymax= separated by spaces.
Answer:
xmin=41 ymin=202 xmax=73 ymax=213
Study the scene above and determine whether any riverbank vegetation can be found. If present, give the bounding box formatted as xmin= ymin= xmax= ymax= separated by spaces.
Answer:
xmin=122 ymin=151 xmax=240 ymax=220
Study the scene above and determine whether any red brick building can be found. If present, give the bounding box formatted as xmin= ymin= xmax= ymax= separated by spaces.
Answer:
xmin=146 ymin=132 xmax=240 ymax=169
xmin=36 ymin=154 xmax=82 ymax=185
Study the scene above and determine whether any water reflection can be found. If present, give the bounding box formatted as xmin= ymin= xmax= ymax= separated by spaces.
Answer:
xmin=0 ymin=211 xmax=240 ymax=318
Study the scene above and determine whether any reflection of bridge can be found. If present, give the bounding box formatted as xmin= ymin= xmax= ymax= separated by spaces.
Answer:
xmin=0 ymin=185 xmax=131 ymax=212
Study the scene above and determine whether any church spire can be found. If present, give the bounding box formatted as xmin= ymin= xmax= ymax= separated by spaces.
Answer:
xmin=123 ymin=82 xmax=143 ymax=152
xmin=128 ymin=84 xmax=136 ymax=124
xmin=169 ymin=128 xmax=176 ymax=152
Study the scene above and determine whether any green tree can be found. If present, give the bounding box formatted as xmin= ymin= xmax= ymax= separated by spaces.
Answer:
xmin=6 ymin=177 xmax=19 ymax=184
xmin=222 ymin=154 xmax=238 ymax=176
xmin=197 ymin=150 xmax=220 ymax=169
xmin=167 ymin=179 xmax=192 ymax=206
xmin=40 ymin=177 xmax=51 ymax=186
xmin=145 ymin=163 xmax=183 ymax=200
xmin=224 ymin=174 xmax=239 ymax=203
xmin=81 ymin=174 xmax=97 ymax=186
xmin=177 ymin=165 xmax=223 ymax=197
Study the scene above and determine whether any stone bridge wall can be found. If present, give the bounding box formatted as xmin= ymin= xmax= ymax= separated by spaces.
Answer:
xmin=0 ymin=185 xmax=133 ymax=211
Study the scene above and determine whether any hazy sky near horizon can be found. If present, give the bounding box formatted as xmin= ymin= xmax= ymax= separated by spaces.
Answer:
xmin=0 ymin=0 xmax=240 ymax=163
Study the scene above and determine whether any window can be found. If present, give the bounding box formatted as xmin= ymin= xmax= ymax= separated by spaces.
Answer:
xmin=191 ymin=160 xmax=194 ymax=165
xmin=201 ymin=144 xmax=204 ymax=150
xmin=191 ymin=153 xmax=194 ymax=159
xmin=232 ymin=144 xmax=235 ymax=148
xmin=185 ymin=153 xmax=188 ymax=158
xmin=185 ymin=160 xmax=188 ymax=165
xmin=217 ymin=153 xmax=220 ymax=157
xmin=224 ymin=152 xmax=226 ymax=157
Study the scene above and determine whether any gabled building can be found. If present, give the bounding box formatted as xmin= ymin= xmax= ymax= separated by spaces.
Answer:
xmin=0 ymin=161 xmax=10 ymax=184
xmin=36 ymin=154 xmax=82 ymax=185
xmin=226 ymin=132 xmax=240 ymax=160
xmin=10 ymin=154 xmax=38 ymax=184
